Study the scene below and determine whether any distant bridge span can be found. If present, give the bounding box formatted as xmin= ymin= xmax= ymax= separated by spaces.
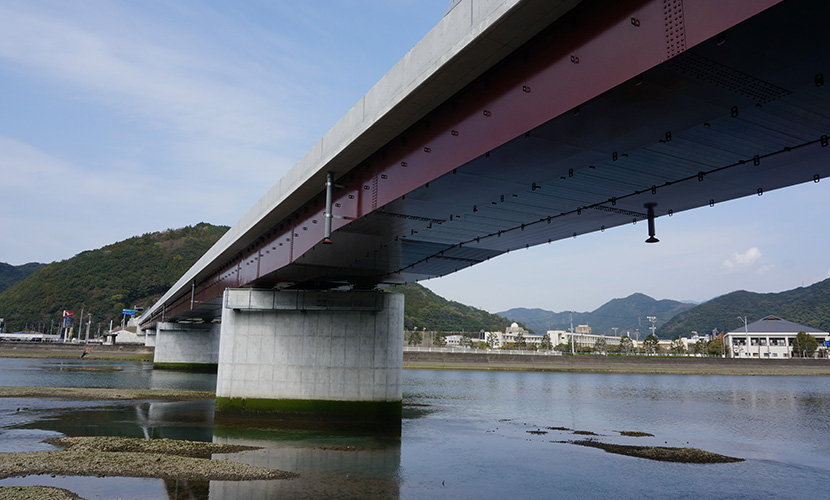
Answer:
xmin=139 ymin=0 xmax=830 ymax=421
xmin=143 ymin=0 xmax=829 ymax=328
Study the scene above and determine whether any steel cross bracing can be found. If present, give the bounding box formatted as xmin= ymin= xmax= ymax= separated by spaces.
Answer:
xmin=142 ymin=0 xmax=830 ymax=327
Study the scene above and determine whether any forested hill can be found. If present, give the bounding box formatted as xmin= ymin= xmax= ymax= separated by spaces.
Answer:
xmin=0 ymin=262 xmax=45 ymax=293
xmin=0 ymin=223 xmax=228 ymax=331
xmin=501 ymin=293 xmax=695 ymax=337
xmin=658 ymin=278 xmax=830 ymax=338
xmin=389 ymin=283 xmax=528 ymax=333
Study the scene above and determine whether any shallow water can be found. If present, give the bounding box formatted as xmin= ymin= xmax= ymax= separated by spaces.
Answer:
xmin=0 ymin=358 xmax=828 ymax=499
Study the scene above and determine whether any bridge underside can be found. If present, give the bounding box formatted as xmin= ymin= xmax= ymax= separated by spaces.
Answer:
xmin=143 ymin=0 xmax=829 ymax=424
xmin=155 ymin=0 xmax=829 ymax=326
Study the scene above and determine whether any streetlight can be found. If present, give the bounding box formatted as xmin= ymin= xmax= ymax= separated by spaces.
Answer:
xmin=737 ymin=316 xmax=748 ymax=359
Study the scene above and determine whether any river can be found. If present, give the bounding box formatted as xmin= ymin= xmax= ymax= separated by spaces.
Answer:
xmin=0 ymin=357 xmax=828 ymax=499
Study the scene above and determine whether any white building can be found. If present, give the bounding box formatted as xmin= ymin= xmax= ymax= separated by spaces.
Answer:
xmin=485 ymin=323 xmax=547 ymax=348
xmin=547 ymin=330 xmax=630 ymax=349
xmin=724 ymin=316 xmax=829 ymax=359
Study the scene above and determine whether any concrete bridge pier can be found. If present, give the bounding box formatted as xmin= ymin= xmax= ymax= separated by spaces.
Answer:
xmin=215 ymin=289 xmax=403 ymax=426
xmin=153 ymin=322 xmax=221 ymax=372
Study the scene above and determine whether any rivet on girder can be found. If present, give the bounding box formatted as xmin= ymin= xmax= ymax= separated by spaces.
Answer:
xmin=473 ymin=205 xmax=478 ymax=212
xmin=521 ymin=224 xmax=525 ymax=231
xmin=630 ymin=17 xmax=640 ymax=27
xmin=424 ymin=147 xmax=431 ymax=153
xmin=698 ymin=172 xmax=705 ymax=182
xmin=651 ymin=185 xmax=657 ymax=195
xmin=577 ymin=208 xmax=581 ymax=215
xmin=451 ymin=130 xmax=459 ymax=136
xmin=635 ymin=75 xmax=643 ymax=86
xmin=363 ymin=185 xmax=370 ymax=190
xmin=570 ymin=55 xmax=579 ymax=64
xmin=568 ymin=168 xmax=574 ymax=177
xmin=525 ymin=132 xmax=530 ymax=140
xmin=821 ymin=135 xmax=828 ymax=147
xmin=611 ymin=197 xmax=617 ymax=206
xmin=483 ymin=110 xmax=492 ymax=117
xmin=753 ymin=155 xmax=760 ymax=166
xmin=401 ymin=161 xmax=407 ymax=167
xmin=665 ymin=131 xmax=672 ymax=142
xmin=522 ymin=85 xmax=531 ymax=93
xmin=547 ymin=216 xmax=551 ymax=223
xmin=731 ymin=106 xmax=739 ymax=118
xmin=381 ymin=174 xmax=388 ymax=179
xmin=500 ymin=194 xmax=504 ymax=202
xmin=425 ymin=182 xmax=429 ymax=189
xmin=709 ymin=199 xmax=715 ymax=207
xmin=601 ymin=226 xmax=605 ymax=232
xmin=816 ymin=73 xmax=824 ymax=87
xmin=573 ymin=232 xmax=577 ymax=238
xmin=757 ymin=188 xmax=763 ymax=196
xmin=668 ymin=209 xmax=673 ymax=216
xmin=716 ymin=33 xmax=726 ymax=46
xmin=574 ymin=106 xmax=580 ymax=116
xmin=485 ymin=151 xmax=491 ymax=159
xmin=612 ymin=152 xmax=618 ymax=161
xmin=532 ymin=182 xmax=539 ymax=190
xmin=814 ymin=174 xmax=821 ymax=183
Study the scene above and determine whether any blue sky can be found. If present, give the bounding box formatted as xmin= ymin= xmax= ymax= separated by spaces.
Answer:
xmin=2 ymin=1 xmax=828 ymax=313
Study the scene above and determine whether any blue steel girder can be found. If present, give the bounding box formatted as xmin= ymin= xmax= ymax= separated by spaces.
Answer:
xmin=146 ymin=0 xmax=830 ymax=326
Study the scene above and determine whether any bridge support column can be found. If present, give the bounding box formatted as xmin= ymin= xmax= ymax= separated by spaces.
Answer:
xmin=215 ymin=289 xmax=403 ymax=425
xmin=153 ymin=322 xmax=220 ymax=372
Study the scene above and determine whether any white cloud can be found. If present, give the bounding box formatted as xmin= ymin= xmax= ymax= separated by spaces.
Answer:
xmin=722 ymin=247 xmax=771 ymax=274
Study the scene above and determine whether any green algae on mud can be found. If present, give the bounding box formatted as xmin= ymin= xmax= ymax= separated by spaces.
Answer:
xmin=562 ymin=439 xmax=744 ymax=463
xmin=0 ymin=436 xmax=298 ymax=481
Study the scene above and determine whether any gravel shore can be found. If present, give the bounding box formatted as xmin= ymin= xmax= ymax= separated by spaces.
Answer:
xmin=0 ymin=436 xmax=298 ymax=482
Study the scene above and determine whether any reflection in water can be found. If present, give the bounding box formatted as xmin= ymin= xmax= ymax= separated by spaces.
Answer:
xmin=209 ymin=425 xmax=400 ymax=500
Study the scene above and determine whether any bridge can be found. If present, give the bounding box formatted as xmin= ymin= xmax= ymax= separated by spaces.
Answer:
xmin=139 ymin=0 xmax=830 ymax=423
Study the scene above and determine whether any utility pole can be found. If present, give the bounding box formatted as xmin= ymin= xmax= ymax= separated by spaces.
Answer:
xmin=570 ymin=311 xmax=575 ymax=355
xmin=85 ymin=313 xmax=91 ymax=343
xmin=737 ymin=316 xmax=748 ymax=359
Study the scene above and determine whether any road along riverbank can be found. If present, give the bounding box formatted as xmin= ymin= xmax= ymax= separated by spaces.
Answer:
xmin=404 ymin=350 xmax=830 ymax=375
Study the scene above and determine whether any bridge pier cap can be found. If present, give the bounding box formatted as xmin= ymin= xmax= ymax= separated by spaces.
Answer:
xmin=215 ymin=289 xmax=404 ymax=426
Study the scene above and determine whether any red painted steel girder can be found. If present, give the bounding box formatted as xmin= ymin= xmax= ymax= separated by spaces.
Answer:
xmin=145 ymin=0 xmax=830 ymax=327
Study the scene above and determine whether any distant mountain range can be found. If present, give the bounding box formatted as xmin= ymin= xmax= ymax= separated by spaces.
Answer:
xmin=500 ymin=293 xmax=696 ymax=337
xmin=658 ymin=279 xmax=830 ymax=338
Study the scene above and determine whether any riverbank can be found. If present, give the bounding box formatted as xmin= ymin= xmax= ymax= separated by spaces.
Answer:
xmin=3 ymin=342 xmax=829 ymax=375
xmin=403 ymin=350 xmax=830 ymax=375
xmin=0 ymin=342 xmax=153 ymax=361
